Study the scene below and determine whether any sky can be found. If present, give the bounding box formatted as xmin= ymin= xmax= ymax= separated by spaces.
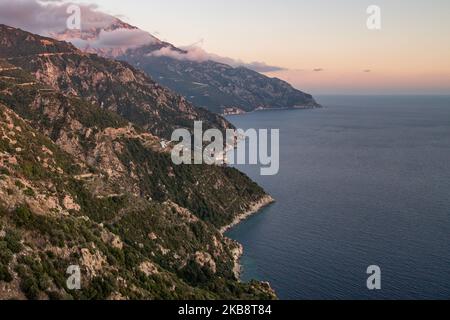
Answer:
xmin=5 ymin=0 xmax=450 ymax=94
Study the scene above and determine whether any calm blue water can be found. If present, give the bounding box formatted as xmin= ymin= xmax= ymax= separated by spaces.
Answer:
xmin=226 ymin=95 xmax=450 ymax=300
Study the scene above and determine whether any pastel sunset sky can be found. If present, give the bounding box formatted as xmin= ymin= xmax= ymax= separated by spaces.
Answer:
xmin=21 ymin=0 xmax=450 ymax=94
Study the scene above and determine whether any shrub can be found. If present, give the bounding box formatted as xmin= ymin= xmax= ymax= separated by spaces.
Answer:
xmin=0 ymin=264 xmax=13 ymax=282
xmin=20 ymin=276 xmax=40 ymax=300
xmin=4 ymin=229 xmax=23 ymax=253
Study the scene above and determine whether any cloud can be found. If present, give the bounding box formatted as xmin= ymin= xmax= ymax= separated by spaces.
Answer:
xmin=0 ymin=0 xmax=155 ymax=49
xmin=148 ymin=46 xmax=209 ymax=61
xmin=0 ymin=0 xmax=284 ymax=73
xmin=237 ymin=61 xmax=286 ymax=73
xmin=313 ymin=68 xmax=324 ymax=72
xmin=94 ymin=28 xmax=155 ymax=48
xmin=0 ymin=0 xmax=116 ymax=35
xmin=70 ymin=28 xmax=156 ymax=49
xmin=148 ymin=46 xmax=286 ymax=73
xmin=0 ymin=0 xmax=65 ymax=34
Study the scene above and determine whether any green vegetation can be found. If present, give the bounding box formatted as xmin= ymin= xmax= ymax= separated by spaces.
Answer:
xmin=0 ymin=202 xmax=275 ymax=300
xmin=0 ymin=25 xmax=275 ymax=300
xmin=0 ymin=224 xmax=23 ymax=283
xmin=120 ymin=138 xmax=266 ymax=228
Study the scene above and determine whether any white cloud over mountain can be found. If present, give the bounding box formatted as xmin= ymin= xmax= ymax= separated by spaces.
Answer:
xmin=0 ymin=0 xmax=285 ymax=73
xmin=149 ymin=46 xmax=286 ymax=72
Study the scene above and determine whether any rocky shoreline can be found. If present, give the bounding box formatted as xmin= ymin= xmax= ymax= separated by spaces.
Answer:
xmin=220 ymin=195 xmax=275 ymax=234
xmin=221 ymin=195 xmax=275 ymax=279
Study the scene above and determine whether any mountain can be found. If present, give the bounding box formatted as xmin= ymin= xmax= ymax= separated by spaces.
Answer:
xmin=1 ymin=24 xmax=230 ymax=140
xmin=51 ymin=18 xmax=158 ymax=59
xmin=0 ymin=25 xmax=275 ymax=300
xmin=53 ymin=18 xmax=321 ymax=114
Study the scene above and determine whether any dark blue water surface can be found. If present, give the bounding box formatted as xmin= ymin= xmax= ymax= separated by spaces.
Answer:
xmin=225 ymin=95 xmax=450 ymax=300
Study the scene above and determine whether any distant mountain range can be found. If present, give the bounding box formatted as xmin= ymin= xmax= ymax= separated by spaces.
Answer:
xmin=53 ymin=18 xmax=321 ymax=114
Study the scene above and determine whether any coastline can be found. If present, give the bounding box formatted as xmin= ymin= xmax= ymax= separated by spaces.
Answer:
xmin=223 ymin=104 xmax=322 ymax=116
xmin=221 ymin=194 xmax=275 ymax=279
xmin=220 ymin=194 xmax=275 ymax=234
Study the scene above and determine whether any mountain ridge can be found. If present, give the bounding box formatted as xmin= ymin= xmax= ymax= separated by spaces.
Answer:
xmin=0 ymin=24 xmax=231 ymax=139
xmin=53 ymin=18 xmax=321 ymax=114
xmin=0 ymin=24 xmax=276 ymax=300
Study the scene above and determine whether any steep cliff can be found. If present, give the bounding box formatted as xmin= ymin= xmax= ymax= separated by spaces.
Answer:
xmin=0 ymin=25 xmax=275 ymax=300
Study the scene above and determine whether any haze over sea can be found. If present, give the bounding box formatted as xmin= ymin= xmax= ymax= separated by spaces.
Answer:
xmin=226 ymin=95 xmax=450 ymax=300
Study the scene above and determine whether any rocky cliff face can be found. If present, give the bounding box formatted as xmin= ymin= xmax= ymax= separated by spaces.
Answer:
xmin=0 ymin=24 xmax=230 ymax=139
xmin=53 ymin=18 xmax=321 ymax=114
xmin=0 ymin=25 xmax=275 ymax=300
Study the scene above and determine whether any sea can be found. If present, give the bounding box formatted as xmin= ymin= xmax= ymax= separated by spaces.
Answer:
xmin=225 ymin=95 xmax=450 ymax=300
